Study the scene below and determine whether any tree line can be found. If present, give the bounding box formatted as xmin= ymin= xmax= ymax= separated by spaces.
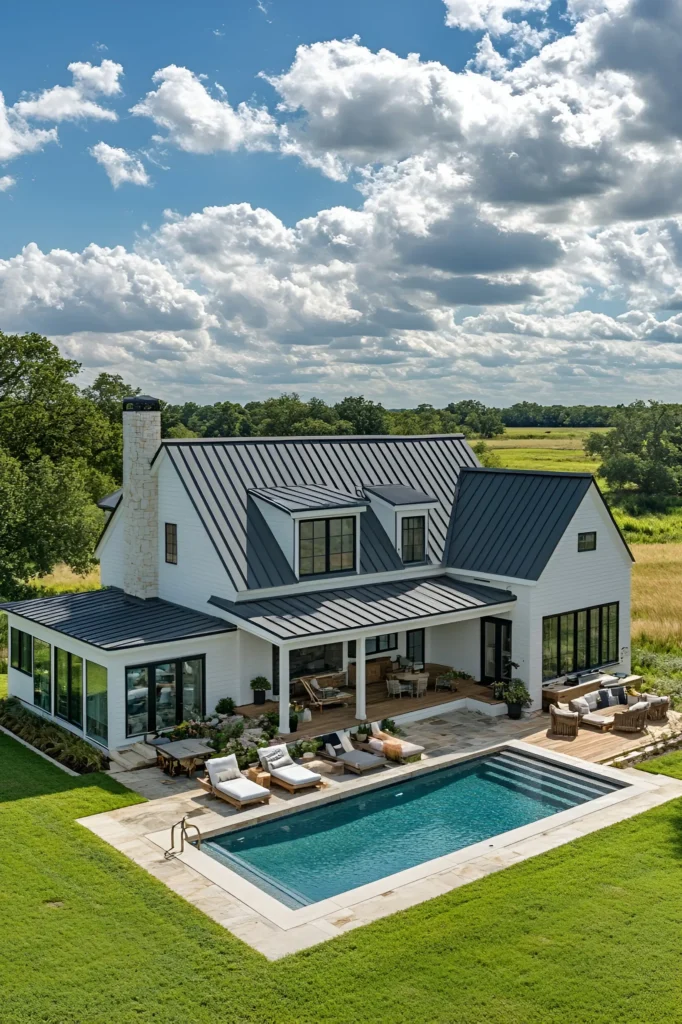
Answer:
xmin=0 ymin=329 xmax=674 ymax=598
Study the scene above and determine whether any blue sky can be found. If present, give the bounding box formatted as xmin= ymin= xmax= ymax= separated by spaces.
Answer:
xmin=1 ymin=0 xmax=682 ymax=406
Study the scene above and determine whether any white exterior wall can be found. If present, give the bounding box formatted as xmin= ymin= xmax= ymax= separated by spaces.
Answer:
xmin=122 ymin=409 xmax=160 ymax=599
xmin=428 ymin=619 xmax=481 ymax=678
xmin=529 ymin=485 xmax=632 ymax=699
xmin=156 ymin=457 xmax=237 ymax=611
xmin=236 ymin=631 xmax=274 ymax=704
xmin=98 ymin=508 xmax=124 ymax=588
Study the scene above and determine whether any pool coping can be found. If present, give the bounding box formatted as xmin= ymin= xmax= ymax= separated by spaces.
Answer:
xmin=138 ymin=740 xmax=673 ymax=949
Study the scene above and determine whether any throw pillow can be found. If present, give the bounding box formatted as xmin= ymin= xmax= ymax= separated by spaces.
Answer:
xmin=569 ymin=696 xmax=591 ymax=716
xmin=584 ymin=691 xmax=600 ymax=711
xmin=596 ymin=688 xmax=611 ymax=710
xmin=611 ymin=686 xmax=627 ymax=705
xmin=216 ymin=767 xmax=240 ymax=783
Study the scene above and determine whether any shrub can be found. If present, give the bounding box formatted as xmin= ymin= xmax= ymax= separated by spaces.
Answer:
xmin=249 ymin=675 xmax=271 ymax=691
xmin=0 ymin=697 xmax=106 ymax=773
xmin=215 ymin=697 xmax=236 ymax=715
xmin=492 ymin=678 xmax=533 ymax=708
xmin=380 ymin=718 xmax=405 ymax=736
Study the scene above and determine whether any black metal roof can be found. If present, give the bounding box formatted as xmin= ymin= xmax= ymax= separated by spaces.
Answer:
xmin=208 ymin=574 xmax=515 ymax=642
xmin=0 ymin=587 xmax=235 ymax=651
xmin=446 ymin=468 xmax=632 ymax=580
xmin=97 ymin=488 xmax=122 ymax=512
xmin=364 ymin=484 xmax=437 ymax=506
xmin=250 ymin=484 xmax=366 ymax=513
xmin=156 ymin=435 xmax=477 ymax=592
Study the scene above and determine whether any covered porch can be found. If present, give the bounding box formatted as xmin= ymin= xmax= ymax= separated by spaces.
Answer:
xmin=210 ymin=573 xmax=516 ymax=734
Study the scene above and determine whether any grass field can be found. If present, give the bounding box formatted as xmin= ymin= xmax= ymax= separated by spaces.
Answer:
xmin=2 ymin=730 xmax=682 ymax=1024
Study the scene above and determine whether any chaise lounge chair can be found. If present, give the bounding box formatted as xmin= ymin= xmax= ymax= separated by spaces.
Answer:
xmin=319 ymin=731 xmax=387 ymax=774
xmin=366 ymin=722 xmax=424 ymax=763
xmin=198 ymin=754 xmax=271 ymax=811
xmin=301 ymin=678 xmax=352 ymax=711
xmin=258 ymin=744 xmax=323 ymax=793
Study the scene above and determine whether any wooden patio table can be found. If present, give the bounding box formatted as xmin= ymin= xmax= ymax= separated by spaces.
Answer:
xmin=157 ymin=739 xmax=214 ymax=777
xmin=392 ymin=671 xmax=426 ymax=695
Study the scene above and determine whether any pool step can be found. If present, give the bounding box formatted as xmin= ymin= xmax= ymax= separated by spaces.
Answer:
xmin=481 ymin=767 xmax=578 ymax=809
xmin=480 ymin=755 xmax=613 ymax=809
xmin=498 ymin=750 xmax=620 ymax=796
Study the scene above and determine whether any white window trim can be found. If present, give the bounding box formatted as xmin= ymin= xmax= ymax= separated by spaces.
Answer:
xmin=396 ymin=509 xmax=430 ymax=562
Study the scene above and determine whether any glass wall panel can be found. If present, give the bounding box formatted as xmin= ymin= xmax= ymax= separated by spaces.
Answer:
xmin=608 ymin=604 xmax=618 ymax=662
xmin=542 ymin=616 xmax=558 ymax=680
xmin=406 ymin=628 xmax=425 ymax=666
xmin=10 ymin=627 xmax=33 ymax=674
xmin=542 ymin=602 xmax=620 ymax=680
xmin=69 ymin=655 xmax=83 ymax=727
xmin=10 ymin=627 xmax=19 ymax=670
xmin=86 ymin=661 xmax=108 ymax=744
xmin=126 ymin=666 xmax=149 ymax=737
xmin=576 ymin=610 xmax=588 ymax=670
xmin=56 ymin=648 xmax=69 ymax=720
xmin=182 ymin=659 xmax=203 ymax=721
xmin=559 ymin=614 xmax=575 ymax=674
xmin=33 ymin=639 xmax=51 ymax=711
xmin=589 ymin=607 xmax=601 ymax=667
xmin=155 ymin=663 xmax=177 ymax=731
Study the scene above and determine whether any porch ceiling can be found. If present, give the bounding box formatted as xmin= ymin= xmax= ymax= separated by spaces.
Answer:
xmin=208 ymin=574 xmax=515 ymax=644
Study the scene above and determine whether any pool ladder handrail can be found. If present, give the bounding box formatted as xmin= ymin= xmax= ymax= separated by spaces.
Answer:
xmin=164 ymin=815 xmax=202 ymax=859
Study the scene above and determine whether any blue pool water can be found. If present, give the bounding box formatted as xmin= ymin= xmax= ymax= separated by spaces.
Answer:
xmin=203 ymin=750 xmax=624 ymax=908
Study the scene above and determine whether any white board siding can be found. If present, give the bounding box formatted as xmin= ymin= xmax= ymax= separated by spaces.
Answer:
xmin=529 ymin=484 xmax=632 ymax=700
xmin=98 ymin=508 xmax=125 ymax=589
xmin=236 ymin=630 xmax=274 ymax=704
xmin=428 ymin=620 xmax=481 ymax=678
xmin=157 ymin=456 xmax=236 ymax=612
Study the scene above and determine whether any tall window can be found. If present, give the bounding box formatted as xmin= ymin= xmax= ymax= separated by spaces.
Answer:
xmin=33 ymin=639 xmax=51 ymax=712
xmin=55 ymin=648 xmax=83 ymax=728
xmin=578 ymin=531 xmax=597 ymax=552
xmin=10 ymin=628 xmax=32 ymax=675
xmin=401 ymin=516 xmax=426 ymax=563
xmin=406 ymin=628 xmax=425 ymax=666
xmin=165 ymin=523 xmax=178 ymax=564
xmin=542 ymin=603 xmax=619 ymax=680
xmin=299 ymin=517 xmax=355 ymax=576
xmin=86 ymin=661 xmax=108 ymax=744
xmin=348 ymin=633 xmax=398 ymax=658
xmin=126 ymin=656 xmax=205 ymax=737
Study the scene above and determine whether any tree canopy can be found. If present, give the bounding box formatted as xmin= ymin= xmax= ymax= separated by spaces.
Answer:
xmin=585 ymin=402 xmax=682 ymax=496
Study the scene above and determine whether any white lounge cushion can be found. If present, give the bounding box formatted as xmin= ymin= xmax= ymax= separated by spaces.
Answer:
xmin=207 ymin=754 xmax=240 ymax=786
xmin=395 ymin=740 xmax=424 ymax=756
xmin=367 ymin=737 xmax=385 ymax=754
xmin=583 ymin=712 xmax=614 ymax=727
xmin=270 ymin=764 xmax=321 ymax=787
xmin=552 ymin=706 xmax=579 ymax=720
xmin=338 ymin=731 xmax=355 ymax=754
xmin=215 ymin=777 xmax=269 ymax=802
xmin=642 ymin=693 xmax=668 ymax=706
xmin=258 ymin=744 xmax=293 ymax=771
xmin=628 ymin=701 xmax=649 ymax=713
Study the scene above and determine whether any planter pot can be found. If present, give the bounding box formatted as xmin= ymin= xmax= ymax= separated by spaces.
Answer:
xmin=506 ymin=702 xmax=523 ymax=720
xmin=253 ymin=689 xmax=266 ymax=705
xmin=288 ymin=716 xmax=299 ymax=733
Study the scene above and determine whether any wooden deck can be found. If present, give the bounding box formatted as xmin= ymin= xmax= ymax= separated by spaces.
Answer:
xmin=236 ymin=678 xmax=503 ymax=741
xmin=525 ymin=710 xmax=682 ymax=763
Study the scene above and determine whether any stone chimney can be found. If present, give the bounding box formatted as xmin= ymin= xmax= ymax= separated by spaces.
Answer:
xmin=122 ymin=395 xmax=161 ymax=599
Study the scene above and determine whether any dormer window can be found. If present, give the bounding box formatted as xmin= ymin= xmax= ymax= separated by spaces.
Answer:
xmin=401 ymin=515 xmax=426 ymax=563
xmin=299 ymin=516 xmax=356 ymax=576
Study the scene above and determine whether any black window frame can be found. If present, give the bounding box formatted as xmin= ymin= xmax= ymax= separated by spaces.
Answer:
xmin=298 ymin=516 xmax=356 ymax=577
xmin=125 ymin=654 xmax=206 ymax=738
xmin=54 ymin=647 xmax=83 ymax=729
xmin=542 ymin=602 xmax=619 ymax=681
xmin=406 ymin=628 xmax=425 ymax=666
xmin=10 ymin=627 xmax=33 ymax=676
xmin=578 ymin=531 xmax=597 ymax=552
xmin=401 ymin=515 xmax=426 ymax=564
xmin=165 ymin=522 xmax=178 ymax=564
xmin=348 ymin=633 xmax=398 ymax=659
xmin=480 ymin=617 xmax=513 ymax=684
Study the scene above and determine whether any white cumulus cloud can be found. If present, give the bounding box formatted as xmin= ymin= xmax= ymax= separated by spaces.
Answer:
xmin=443 ymin=0 xmax=551 ymax=34
xmin=90 ymin=142 xmax=150 ymax=188
xmin=15 ymin=60 xmax=123 ymax=122
xmin=130 ymin=65 xmax=278 ymax=153
xmin=0 ymin=175 xmax=15 ymax=191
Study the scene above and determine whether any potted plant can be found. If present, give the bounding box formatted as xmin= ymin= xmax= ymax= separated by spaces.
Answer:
xmin=249 ymin=675 xmax=271 ymax=706
xmin=355 ymin=723 xmax=371 ymax=743
xmin=300 ymin=739 xmax=321 ymax=762
xmin=492 ymin=678 xmax=532 ymax=719
xmin=288 ymin=705 xmax=299 ymax=733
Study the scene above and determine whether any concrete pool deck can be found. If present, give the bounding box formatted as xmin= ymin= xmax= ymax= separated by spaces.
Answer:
xmin=79 ymin=722 xmax=682 ymax=959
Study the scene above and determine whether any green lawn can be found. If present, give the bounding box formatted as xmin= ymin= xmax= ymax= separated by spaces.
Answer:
xmin=2 ymin=732 xmax=682 ymax=1023
xmin=637 ymin=750 xmax=682 ymax=781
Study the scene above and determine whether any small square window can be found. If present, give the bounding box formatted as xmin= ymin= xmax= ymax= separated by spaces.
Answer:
xmin=578 ymin=531 xmax=596 ymax=552
xmin=165 ymin=523 xmax=178 ymax=564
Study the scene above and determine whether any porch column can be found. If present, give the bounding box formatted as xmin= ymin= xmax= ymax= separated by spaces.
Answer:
xmin=355 ymin=635 xmax=366 ymax=720
xmin=278 ymin=646 xmax=290 ymax=735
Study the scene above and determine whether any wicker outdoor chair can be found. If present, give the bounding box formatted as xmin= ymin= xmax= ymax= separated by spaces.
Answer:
xmin=550 ymin=703 xmax=580 ymax=738
xmin=639 ymin=693 xmax=670 ymax=721
xmin=612 ymin=703 xmax=648 ymax=733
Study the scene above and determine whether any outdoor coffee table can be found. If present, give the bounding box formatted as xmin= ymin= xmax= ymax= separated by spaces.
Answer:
xmin=157 ymin=739 xmax=214 ymax=777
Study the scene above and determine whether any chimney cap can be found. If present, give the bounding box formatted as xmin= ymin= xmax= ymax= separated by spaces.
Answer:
xmin=122 ymin=395 xmax=161 ymax=412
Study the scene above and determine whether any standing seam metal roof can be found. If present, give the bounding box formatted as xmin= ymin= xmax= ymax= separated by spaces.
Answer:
xmin=208 ymin=575 xmax=515 ymax=641
xmin=250 ymin=484 xmax=366 ymax=512
xmin=445 ymin=468 xmax=628 ymax=580
xmin=0 ymin=587 xmax=235 ymax=651
xmin=160 ymin=435 xmax=478 ymax=591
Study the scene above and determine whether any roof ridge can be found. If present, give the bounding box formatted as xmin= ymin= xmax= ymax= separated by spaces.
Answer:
xmin=462 ymin=466 xmax=593 ymax=479
xmin=160 ymin=433 xmax=466 ymax=445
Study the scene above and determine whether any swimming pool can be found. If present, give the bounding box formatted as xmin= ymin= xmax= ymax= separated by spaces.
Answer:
xmin=202 ymin=749 xmax=625 ymax=908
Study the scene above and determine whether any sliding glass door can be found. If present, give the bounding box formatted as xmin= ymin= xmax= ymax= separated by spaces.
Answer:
xmin=126 ymin=656 xmax=205 ymax=737
xmin=481 ymin=618 xmax=512 ymax=684
xmin=33 ymin=639 xmax=51 ymax=712
xmin=86 ymin=661 xmax=108 ymax=745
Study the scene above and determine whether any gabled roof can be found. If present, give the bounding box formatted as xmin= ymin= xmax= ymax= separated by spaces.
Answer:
xmin=208 ymin=574 xmax=515 ymax=642
xmin=250 ymin=483 xmax=366 ymax=513
xmin=157 ymin=435 xmax=478 ymax=592
xmin=0 ymin=587 xmax=235 ymax=651
xmin=364 ymin=484 xmax=437 ymax=506
xmin=446 ymin=467 xmax=632 ymax=581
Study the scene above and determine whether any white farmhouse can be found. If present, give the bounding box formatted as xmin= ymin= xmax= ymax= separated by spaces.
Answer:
xmin=2 ymin=395 xmax=633 ymax=754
